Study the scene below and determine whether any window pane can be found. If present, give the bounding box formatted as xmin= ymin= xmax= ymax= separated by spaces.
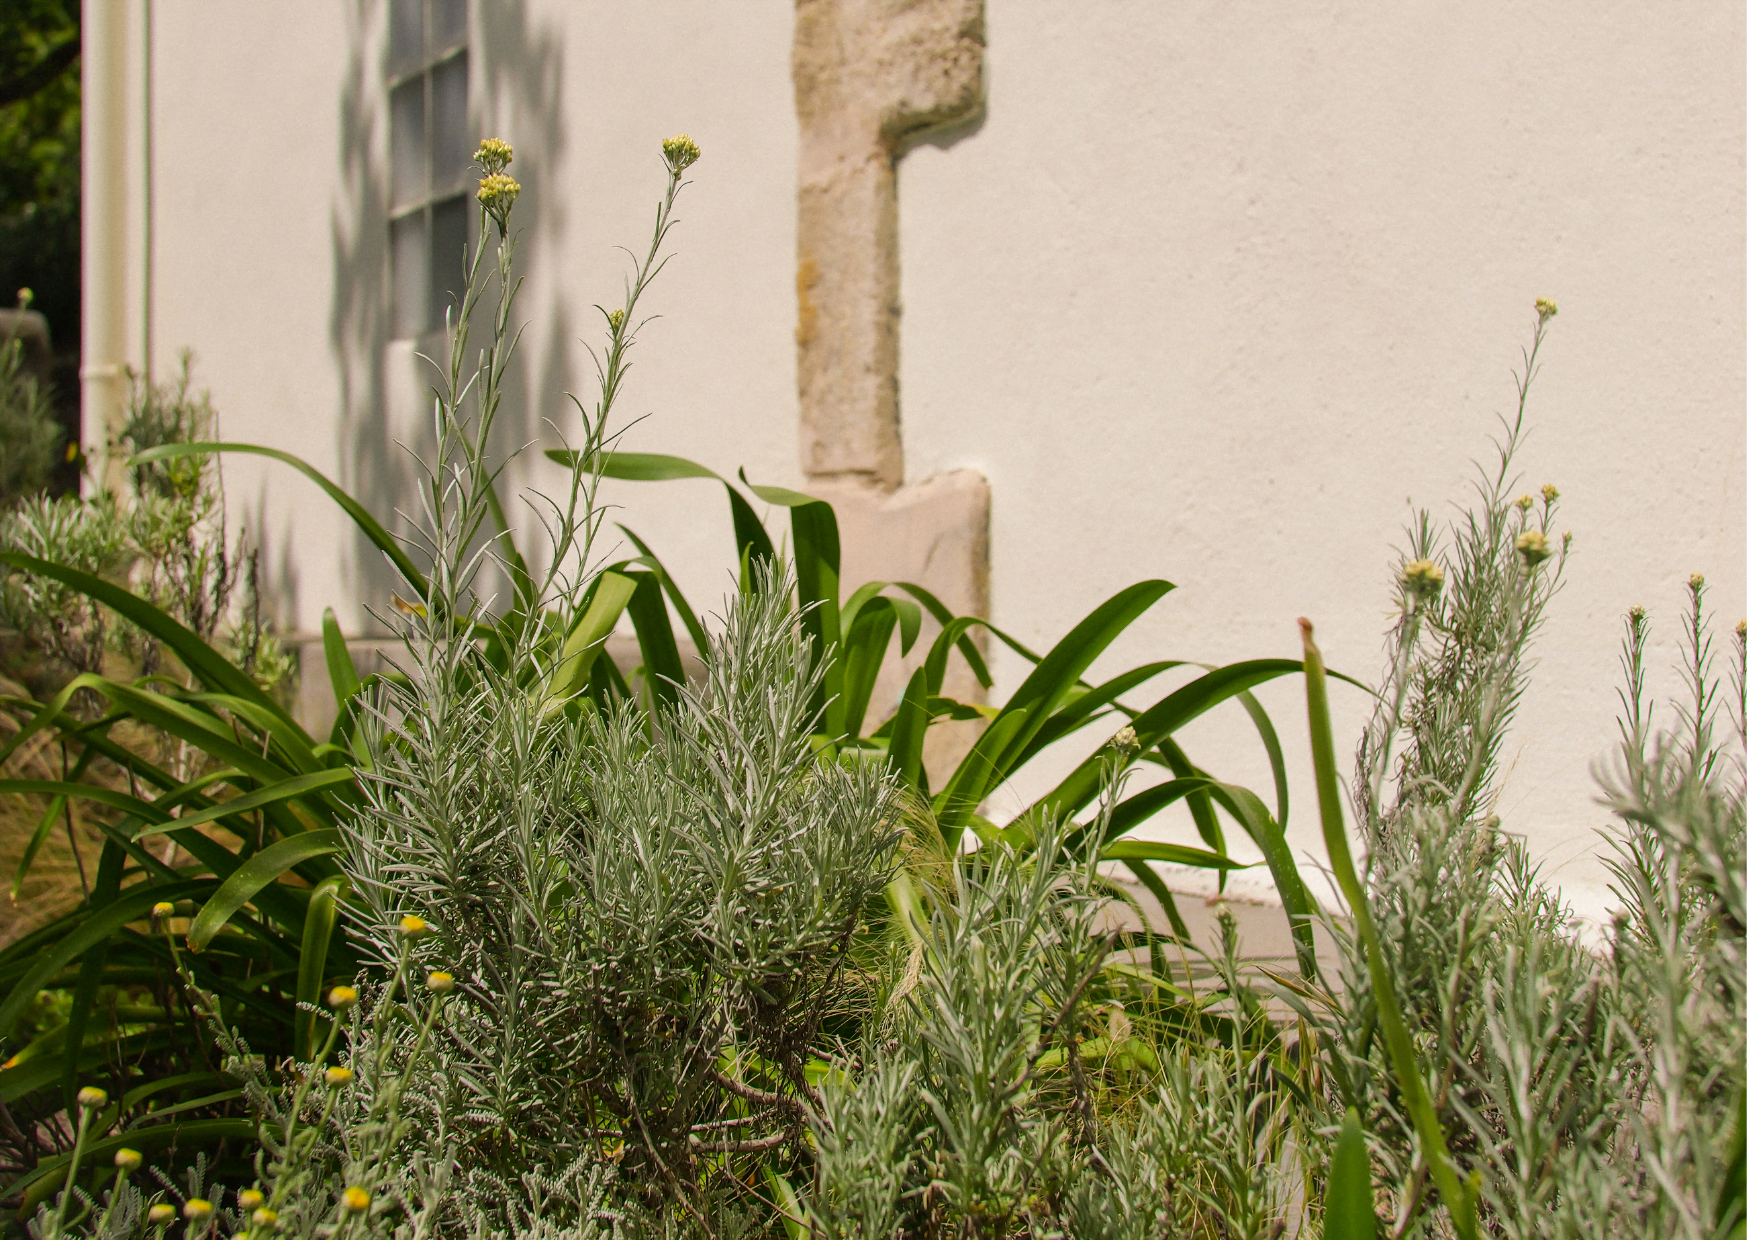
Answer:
xmin=429 ymin=195 xmax=469 ymax=332
xmin=431 ymin=54 xmax=469 ymax=193
xmin=391 ymin=211 xmax=428 ymax=339
xmin=390 ymin=77 xmax=427 ymax=211
xmin=388 ymin=0 xmax=423 ymax=72
xmin=431 ymin=0 xmax=466 ymax=51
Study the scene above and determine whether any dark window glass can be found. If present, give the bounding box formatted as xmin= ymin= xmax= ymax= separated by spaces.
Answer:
xmin=430 ymin=0 xmax=467 ymax=50
xmin=389 ymin=1 xmax=471 ymax=338
xmin=390 ymin=212 xmax=428 ymax=340
xmin=389 ymin=0 xmax=423 ymax=72
xmin=389 ymin=78 xmax=426 ymax=211
xmin=431 ymin=54 xmax=470 ymax=192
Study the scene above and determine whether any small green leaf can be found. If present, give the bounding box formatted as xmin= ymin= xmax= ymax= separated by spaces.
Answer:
xmin=1324 ymin=1108 xmax=1378 ymax=1240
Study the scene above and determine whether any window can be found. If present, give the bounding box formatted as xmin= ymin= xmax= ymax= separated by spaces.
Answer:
xmin=389 ymin=0 xmax=470 ymax=339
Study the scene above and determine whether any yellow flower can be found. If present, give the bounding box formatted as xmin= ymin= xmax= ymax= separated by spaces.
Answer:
xmin=252 ymin=1208 xmax=279 ymax=1229
xmin=183 ymin=1199 xmax=214 ymax=1221
xmin=1516 ymin=530 xmax=1550 ymax=564
xmin=1402 ymin=558 xmax=1445 ymax=594
xmin=477 ymin=173 xmax=521 ymax=226
xmin=324 ymin=1065 xmax=354 ymax=1086
xmin=152 ymin=901 xmax=176 ymax=922
xmin=77 ymin=1086 xmax=108 ymax=1110
xmin=1110 ymin=725 xmax=1140 ymax=753
xmin=1540 ymin=483 xmax=1559 ymax=503
xmin=238 ymin=1190 xmax=265 ymax=1211
xmin=114 ymin=1148 xmax=142 ymax=1171
xmin=148 ymin=1204 xmax=177 ymax=1225
xmin=662 ymin=133 xmax=701 ymax=173
xmin=327 ymin=985 xmax=359 ymax=1010
xmin=1514 ymin=494 xmax=1534 ymax=512
xmin=474 ymin=137 xmax=513 ymax=174
xmin=1736 ymin=619 xmax=1746 ymax=639
xmin=1535 ymin=298 xmax=1558 ymax=322
xmin=342 ymin=1186 xmax=371 ymax=1213
xmin=426 ymin=970 xmax=456 ymax=994
xmin=1689 ymin=572 xmax=1706 ymax=591
xmin=399 ymin=915 xmax=432 ymax=939
xmin=16 ymin=288 xmax=33 ymax=310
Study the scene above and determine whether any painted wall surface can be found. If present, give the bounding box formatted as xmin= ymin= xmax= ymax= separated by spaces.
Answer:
xmin=897 ymin=2 xmax=1746 ymax=919
xmin=126 ymin=2 xmax=1743 ymax=922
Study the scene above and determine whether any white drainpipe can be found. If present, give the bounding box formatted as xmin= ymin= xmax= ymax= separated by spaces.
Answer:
xmin=81 ymin=0 xmax=129 ymax=494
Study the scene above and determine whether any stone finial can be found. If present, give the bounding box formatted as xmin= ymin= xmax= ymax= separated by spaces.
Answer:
xmin=793 ymin=0 xmax=985 ymax=488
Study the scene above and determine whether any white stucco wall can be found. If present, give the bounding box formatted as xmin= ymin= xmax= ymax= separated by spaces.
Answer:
xmin=896 ymin=2 xmax=1746 ymax=920
xmin=124 ymin=2 xmax=1743 ymax=922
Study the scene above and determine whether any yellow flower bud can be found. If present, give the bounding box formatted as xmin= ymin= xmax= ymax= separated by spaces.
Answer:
xmin=149 ymin=1204 xmax=177 ymax=1225
xmin=1516 ymin=530 xmax=1550 ymax=565
xmin=1402 ymin=558 xmax=1445 ymax=594
xmin=1540 ymin=483 xmax=1559 ymax=503
xmin=474 ymin=137 xmax=513 ymax=174
xmin=238 ymin=1190 xmax=265 ymax=1211
xmin=327 ymin=985 xmax=359 ymax=1010
xmin=152 ymin=901 xmax=175 ymax=922
xmin=183 ymin=1199 xmax=214 ymax=1221
xmin=608 ymin=309 xmax=625 ymax=333
xmin=1514 ymin=494 xmax=1534 ymax=512
xmin=1535 ymin=298 xmax=1558 ymax=322
xmin=252 ymin=1208 xmax=279 ymax=1229
xmin=662 ymin=133 xmax=701 ymax=173
xmin=324 ymin=1065 xmax=354 ymax=1086
xmin=399 ymin=915 xmax=432 ymax=939
xmin=1689 ymin=572 xmax=1706 ymax=591
xmin=477 ymin=173 xmax=521 ymax=226
xmin=114 ymin=1148 xmax=142 ymax=1171
xmin=77 ymin=1086 xmax=108 ymax=1110
xmin=342 ymin=1186 xmax=371 ymax=1213
xmin=1110 ymin=725 xmax=1140 ymax=753
xmin=426 ymin=970 xmax=456 ymax=994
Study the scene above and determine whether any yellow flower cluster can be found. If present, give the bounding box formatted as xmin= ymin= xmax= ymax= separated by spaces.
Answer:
xmin=1535 ymin=298 xmax=1558 ymax=322
xmin=1402 ymin=558 xmax=1445 ymax=594
xmin=662 ymin=133 xmax=701 ymax=174
xmin=475 ymin=138 xmax=513 ymax=175
xmin=1516 ymin=530 xmax=1550 ymax=565
xmin=478 ymin=173 xmax=521 ymax=226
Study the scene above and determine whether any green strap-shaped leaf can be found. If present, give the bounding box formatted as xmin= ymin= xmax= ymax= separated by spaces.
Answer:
xmin=0 ymin=879 xmax=215 ymax=1037
xmin=892 ymin=581 xmax=992 ymax=687
xmin=978 ymin=580 xmax=1173 ymax=782
xmin=188 ymin=830 xmax=342 ymax=952
xmin=622 ymin=569 xmax=686 ymax=709
xmin=1303 ymin=621 xmax=1477 ymax=1239
xmin=1099 ymin=839 xmax=1251 ymax=869
xmin=1324 ymin=1108 xmax=1378 ymax=1240
xmin=60 ymin=838 xmax=125 ymax=1111
xmin=886 ymin=667 xmax=932 ymax=795
xmin=839 ymin=598 xmax=899 ymax=740
xmin=322 ymin=607 xmax=363 ymax=706
xmin=932 ymin=708 xmax=1030 ymax=846
xmin=133 ymin=768 xmax=355 ymax=839
xmin=0 ymin=549 xmax=305 ymax=736
xmin=297 ymin=877 xmax=347 ymax=1060
xmin=1013 ymin=660 xmax=1188 ymax=768
xmin=557 ymin=449 xmax=720 ymax=480
xmin=542 ymin=571 xmax=638 ymax=711
xmin=617 ymin=526 xmax=710 ymax=653
xmin=130 ymin=441 xmax=428 ymax=596
xmin=1042 ymin=659 xmax=1308 ymax=820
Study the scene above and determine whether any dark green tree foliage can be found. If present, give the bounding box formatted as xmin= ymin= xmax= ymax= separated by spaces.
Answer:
xmin=0 ymin=1 xmax=80 ymax=356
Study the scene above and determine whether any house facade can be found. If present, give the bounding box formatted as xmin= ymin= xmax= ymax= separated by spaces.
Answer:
xmin=83 ymin=0 xmax=1745 ymax=921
